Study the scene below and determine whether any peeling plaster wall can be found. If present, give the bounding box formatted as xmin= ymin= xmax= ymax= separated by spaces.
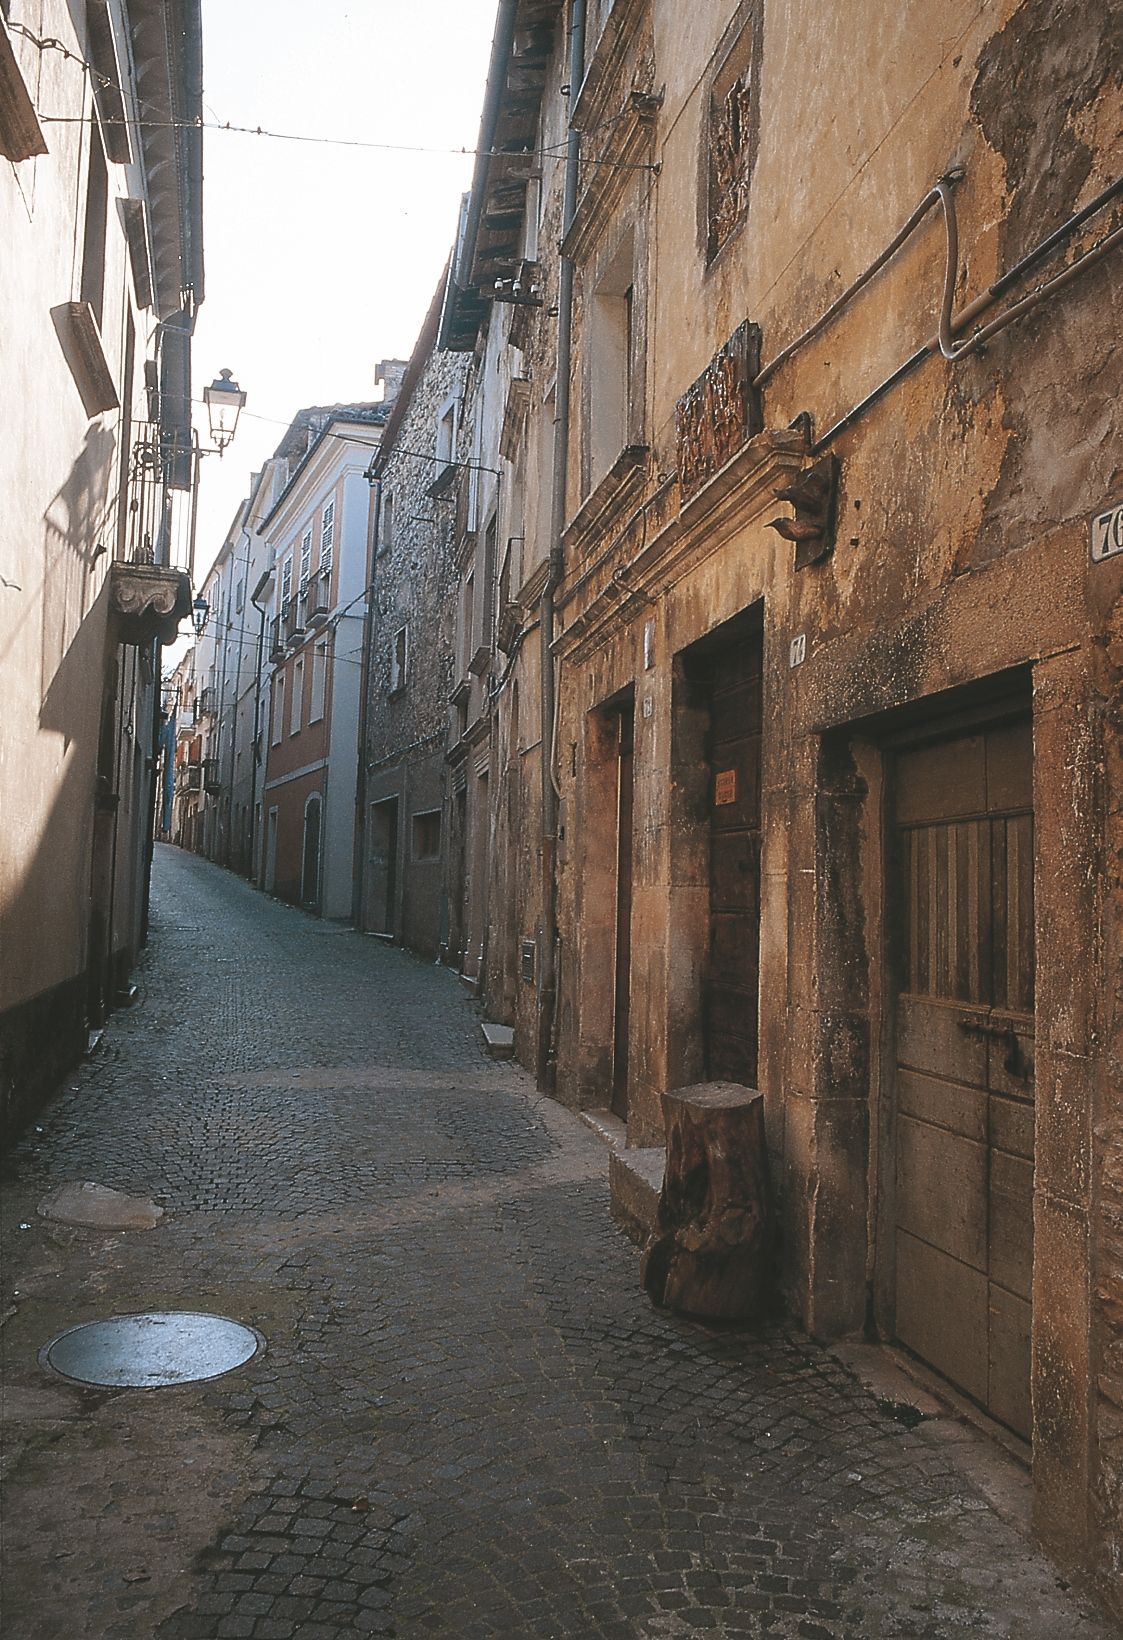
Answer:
xmin=538 ymin=0 xmax=1122 ymax=1603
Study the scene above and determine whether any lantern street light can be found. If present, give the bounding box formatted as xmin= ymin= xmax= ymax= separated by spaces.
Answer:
xmin=191 ymin=593 xmax=209 ymax=637
xmin=202 ymin=368 xmax=246 ymax=454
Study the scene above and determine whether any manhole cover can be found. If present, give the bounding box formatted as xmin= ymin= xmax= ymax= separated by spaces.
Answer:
xmin=40 ymin=1312 xmax=265 ymax=1387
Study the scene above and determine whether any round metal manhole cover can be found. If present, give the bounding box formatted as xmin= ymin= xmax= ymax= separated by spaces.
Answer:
xmin=40 ymin=1312 xmax=265 ymax=1388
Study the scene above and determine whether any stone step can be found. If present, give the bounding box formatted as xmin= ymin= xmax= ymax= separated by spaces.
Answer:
xmin=579 ymin=1107 xmax=626 ymax=1150
xmin=609 ymin=1146 xmax=665 ymax=1246
xmin=481 ymin=1022 xmax=515 ymax=1059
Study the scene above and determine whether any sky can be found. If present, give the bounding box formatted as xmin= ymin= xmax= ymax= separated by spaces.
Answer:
xmin=187 ymin=0 xmax=499 ymax=592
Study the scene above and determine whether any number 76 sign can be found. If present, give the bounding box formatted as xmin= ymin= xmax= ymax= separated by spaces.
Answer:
xmin=1091 ymin=500 xmax=1123 ymax=563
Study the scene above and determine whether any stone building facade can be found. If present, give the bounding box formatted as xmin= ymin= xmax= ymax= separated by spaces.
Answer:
xmin=0 ymin=0 xmax=204 ymax=1139
xmin=434 ymin=0 xmax=1123 ymax=1608
xmin=358 ymin=293 xmax=465 ymax=957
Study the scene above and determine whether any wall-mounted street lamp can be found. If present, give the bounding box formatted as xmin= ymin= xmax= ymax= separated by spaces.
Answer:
xmin=184 ymin=366 xmax=247 ymax=602
xmin=202 ymin=368 xmax=246 ymax=455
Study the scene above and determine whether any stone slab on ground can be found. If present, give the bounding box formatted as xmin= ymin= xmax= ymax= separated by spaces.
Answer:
xmin=480 ymin=1021 xmax=514 ymax=1059
xmin=37 ymin=1180 xmax=164 ymax=1230
xmin=609 ymin=1145 xmax=665 ymax=1244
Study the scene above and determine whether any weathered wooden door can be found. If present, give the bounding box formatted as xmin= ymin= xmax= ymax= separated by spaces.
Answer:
xmin=611 ymin=706 xmax=635 ymax=1120
xmin=705 ymin=632 xmax=763 ymax=1085
xmin=892 ymin=718 xmax=1035 ymax=1438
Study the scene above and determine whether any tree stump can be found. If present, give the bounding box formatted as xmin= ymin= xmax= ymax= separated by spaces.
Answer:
xmin=640 ymin=1082 xmax=772 ymax=1320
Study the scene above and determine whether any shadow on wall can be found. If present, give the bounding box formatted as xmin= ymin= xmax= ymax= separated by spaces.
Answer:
xmin=0 ymin=427 xmax=137 ymax=1146
xmin=0 ymin=424 xmax=116 ymax=680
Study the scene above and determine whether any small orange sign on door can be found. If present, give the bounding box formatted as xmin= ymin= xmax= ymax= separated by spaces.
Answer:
xmin=714 ymin=769 xmax=737 ymax=805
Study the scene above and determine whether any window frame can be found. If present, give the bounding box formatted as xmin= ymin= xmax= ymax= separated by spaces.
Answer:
xmin=390 ymin=625 xmax=408 ymax=696
xmin=290 ymin=656 xmax=304 ymax=735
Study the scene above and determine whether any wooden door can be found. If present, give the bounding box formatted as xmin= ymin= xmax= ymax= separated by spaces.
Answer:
xmin=705 ymin=634 xmax=763 ymax=1085
xmin=611 ymin=706 xmax=635 ymax=1120
xmin=892 ymin=718 xmax=1035 ymax=1438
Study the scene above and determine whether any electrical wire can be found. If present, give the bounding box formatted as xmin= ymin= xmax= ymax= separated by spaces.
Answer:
xmin=13 ymin=15 xmax=662 ymax=178
xmin=33 ymin=109 xmax=659 ymax=172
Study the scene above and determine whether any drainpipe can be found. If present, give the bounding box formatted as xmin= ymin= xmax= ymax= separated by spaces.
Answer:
xmin=537 ymin=0 xmax=586 ymax=1090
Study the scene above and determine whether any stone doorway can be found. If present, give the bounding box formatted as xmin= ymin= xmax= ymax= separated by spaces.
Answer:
xmin=674 ymin=607 xmax=764 ymax=1090
xmin=610 ymin=699 xmax=635 ymax=1120
xmin=301 ymin=795 xmax=323 ymax=910
xmin=365 ymin=797 xmax=399 ymax=936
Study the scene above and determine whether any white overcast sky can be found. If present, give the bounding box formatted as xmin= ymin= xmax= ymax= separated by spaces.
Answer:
xmin=188 ymin=0 xmax=499 ymax=585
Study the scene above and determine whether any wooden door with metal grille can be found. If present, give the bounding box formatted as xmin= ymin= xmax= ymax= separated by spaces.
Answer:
xmin=705 ymin=633 xmax=763 ymax=1085
xmin=892 ymin=718 xmax=1035 ymax=1438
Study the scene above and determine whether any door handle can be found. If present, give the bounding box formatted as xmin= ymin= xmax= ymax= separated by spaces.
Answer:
xmin=957 ymin=1019 xmax=1031 ymax=1081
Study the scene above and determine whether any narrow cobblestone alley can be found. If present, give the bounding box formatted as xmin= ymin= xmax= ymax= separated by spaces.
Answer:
xmin=1 ymin=847 xmax=1115 ymax=1640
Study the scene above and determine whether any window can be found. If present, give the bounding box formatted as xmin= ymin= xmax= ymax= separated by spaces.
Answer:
xmin=586 ymin=233 xmax=638 ymax=491
xmin=81 ymin=118 xmax=108 ymax=327
xmin=235 ymin=574 xmax=244 ymax=614
xmin=523 ymin=174 xmax=543 ymax=264
xmin=460 ymin=573 xmax=475 ymax=677
xmin=379 ymin=489 xmax=395 ymax=554
xmin=299 ymin=529 xmax=312 ymax=587
xmin=467 ymin=417 xmax=482 ymax=533
xmin=390 ymin=626 xmax=408 ymax=695
xmin=412 ymin=810 xmax=441 ymax=862
xmin=291 ymin=658 xmax=303 ymax=734
xmin=272 ymin=673 xmax=285 ymax=744
xmin=280 ymin=555 xmax=293 ymax=604
xmin=706 ymin=11 xmax=761 ymax=262
xmin=436 ymin=400 xmax=457 ymax=466
xmin=480 ymin=514 xmax=498 ymax=657
xmin=320 ymin=499 xmax=335 ymax=566
xmin=310 ymin=639 xmax=328 ymax=722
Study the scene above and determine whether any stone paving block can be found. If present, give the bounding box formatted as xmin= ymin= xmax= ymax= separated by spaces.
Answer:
xmin=0 ymin=847 xmax=1117 ymax=1640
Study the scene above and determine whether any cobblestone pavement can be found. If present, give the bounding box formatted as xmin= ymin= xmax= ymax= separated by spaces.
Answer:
xmin=1 ymin=846 xmax=1117 ymax=1639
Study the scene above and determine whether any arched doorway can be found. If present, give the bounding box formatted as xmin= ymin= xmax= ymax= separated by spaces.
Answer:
xmin=301 ymin=795 xmax=322 ymax=909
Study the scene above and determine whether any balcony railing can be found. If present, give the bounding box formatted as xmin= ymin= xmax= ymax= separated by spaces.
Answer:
xmin=306 ymin=569 xmax=331 ymax=627
xmin=197 ymin=685 xmax=217 ymax=717
xmin=283 ymin=595 xmax=305 ymax=645
xmin=180 ymin=763 xmax=202 ymax=793
xmin=269 ymin=614 xmax=285 ymax=661
xmin=203 ymin=757 xmax=222 ymax=795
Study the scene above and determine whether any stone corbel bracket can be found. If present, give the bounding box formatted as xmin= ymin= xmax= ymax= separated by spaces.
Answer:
xmin=766 ymin=453 xmax=841 ymax=569
xmin=109 ymin=562 xmax=192 ymax=646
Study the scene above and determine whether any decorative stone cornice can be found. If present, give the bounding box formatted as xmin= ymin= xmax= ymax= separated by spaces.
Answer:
xmin=562 ymin=444 xmax=651 ymax=559
xmin=52 ymin=303 xmax=119 ymax=416
xmin=562 ymin=91 xmax=661 ymax=267
xmin=109 ymin=562 xmax=192 ymax=646
xmin=555 ymin=428 xmax=805 ymax=664
xmin=0 ymin=17 xmax=47 ymax=161
xmin=572 ymin=0 xmax=649 ymax=133
xmin=517 ymin=558 xmax=551 ymax=610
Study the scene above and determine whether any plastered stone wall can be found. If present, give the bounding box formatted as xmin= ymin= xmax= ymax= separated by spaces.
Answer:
xmin=524 ymin=0 xmax=1123 ymax=1607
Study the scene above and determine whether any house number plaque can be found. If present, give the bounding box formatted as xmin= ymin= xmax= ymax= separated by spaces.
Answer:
xmin=1091 ymin=499 xmax=1123 ymax=563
